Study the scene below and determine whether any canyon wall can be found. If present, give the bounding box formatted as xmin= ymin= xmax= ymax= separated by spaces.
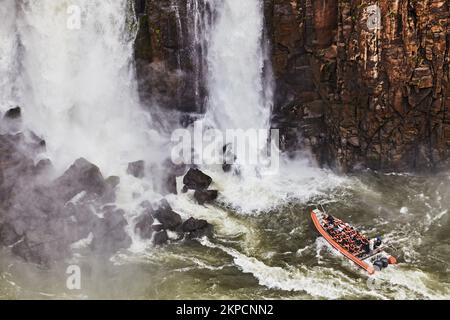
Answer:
xmin=134 ymin=0 xmax=209 ymax=113
xmin=135 ymin=0 xmax=450 ymax=172
xmin=267 ymin=0 xmax=449 ymax=172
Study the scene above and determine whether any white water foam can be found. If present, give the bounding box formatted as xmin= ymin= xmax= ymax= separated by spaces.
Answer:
xmin=0 ymin=0 xmax=20 ymax=114
xmin=199 ymin=237 xmax=371 ymax=299
xmin=2 ymin=0 xmax=164 ymax=176
xmin=183 ymin=0 xmax=346 ymax=214
xmin=205 ymin=0 xmax=270 ymax=131
xmin=204 ymin=157 xmax=347 ymax=214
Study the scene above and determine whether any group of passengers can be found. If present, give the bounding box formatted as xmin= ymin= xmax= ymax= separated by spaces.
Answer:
xmin=323 ymin=215 xmax=382 ymax=256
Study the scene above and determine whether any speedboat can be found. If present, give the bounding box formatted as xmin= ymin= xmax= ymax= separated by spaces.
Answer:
xmin=311 ymin=208 xmax=397 ymax=274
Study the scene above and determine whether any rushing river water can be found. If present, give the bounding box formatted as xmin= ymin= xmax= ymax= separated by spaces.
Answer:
xmin=1 ymin=168 xmax=450 ymax=300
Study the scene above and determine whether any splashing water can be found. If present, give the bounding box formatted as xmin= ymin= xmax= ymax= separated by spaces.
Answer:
xmin=1 ymin=0 xmax=163 ymax=176
xmin=0 ymin=0 xmax=19 ymax=114
xmin=205 ymin=0 xmax=271 ymax=131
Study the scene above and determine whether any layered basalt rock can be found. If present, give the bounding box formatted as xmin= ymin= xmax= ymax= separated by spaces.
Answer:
xmin=134 ymin=0 xmax=210 ymax=113
xmin=268 ymin=0 xmax=450 ymax=172
xmin=135 ymin=0 xmax=448 ymax=172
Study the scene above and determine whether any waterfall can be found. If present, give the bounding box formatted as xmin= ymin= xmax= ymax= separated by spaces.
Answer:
xmin=0 ymin=1 xmax=19 ymax=115
xmin=205 ymin=0 xmax=271 ymax=131
xmin=0 ymin=0 xmax=160 ymax=176
xmin=181 ymin=0 xmax=273 ymax=173
xmin=186 ymin=0 xmax=212 ymax=112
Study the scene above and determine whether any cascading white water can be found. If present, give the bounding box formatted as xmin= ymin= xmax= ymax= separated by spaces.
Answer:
xmin=205 ymin=0 xmax=271 ymax=131
xmin=0 ymin=1 xmax=20 ymax=115
xmin=177 ymin=0 xmax=345 ymax=213
xmin=182 ymin=0 xmax=273 ymax=174
xmin=186 ymin=0 xmax=212 ymax=111
xmin=0 ymin=0 xmax=162 ymax=176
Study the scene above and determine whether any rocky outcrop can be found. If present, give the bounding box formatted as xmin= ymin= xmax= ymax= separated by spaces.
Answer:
xmin=194 ymin=189 xmax=218 ymax=205
xmin=181 ymin=217 xmax=214 ymax=239
xmin=133 ymin=199 xmax=214 ymax=244
xmin=268 ymin=0 xmax=450 ymax=172
xmin=0 ymin=133 xmax=131 ymax=265
xmin=182 ymin=168 xmax=212 ymax=191
xmin=134 ymin=0 xmax=449 ymax=172
xmin=127 ymin=160 xmax=146 ymax=178
xmin=134 ymin=0 xmax=209 ymax=112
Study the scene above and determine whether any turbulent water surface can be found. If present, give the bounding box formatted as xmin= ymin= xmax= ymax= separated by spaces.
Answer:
xmin=1 ymin=170 xmax=450 ymax=299
xmin=0 ymin=0 xmax=449 ymax=300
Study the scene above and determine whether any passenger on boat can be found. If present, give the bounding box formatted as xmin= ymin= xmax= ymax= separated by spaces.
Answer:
xmin=365 ymin=236 xmax=382 ymax=254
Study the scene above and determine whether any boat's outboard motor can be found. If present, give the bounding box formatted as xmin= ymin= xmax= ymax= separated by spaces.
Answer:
xmin=373 ymin=260 xmax=384 ymax=271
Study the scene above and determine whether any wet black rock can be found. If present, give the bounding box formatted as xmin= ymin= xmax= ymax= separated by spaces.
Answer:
xmin=11 ymin=230 xmax=70 ymax=266
xmin=161 ymin=173 xmax=177 ymax=195
xmin=105 ymin=176 xmax=120 ymax=189
xmin=53 ymin=158 xmax=107 ymax=202
xmin=28 ymin=132 xmax=46 ymax=152
xmin=134 ymin=0 xmax=146 ymax=16
xmin=0 ymin=146 xmax=132 ymax=264
xmin=181 ymin=217 xmax=214 ymax=239
xmin=152 ymin=199 xmax=182 ymax=230
xmin=90 ymin=215 xmax=132 ymax=255
xmin=182 ymin=168 xmax=212 ymax=191
xmin=127 ymin=160 xmax=145 ymax=179
xmin=67 ymin=202 xmax=95 ymax=225
xmin=194 ymin=190 xmax=218 ymax=205
xmin=222 ymin=144 xmax=237 ymax=173
xmin=103 ymin=207 xmax=128 ymax=230
xmin=11 ymin=239 xmax=47 ymax=265
xmin=152 ymin=223 xmax=164 ymax=232
xmin=152 ymin=230 xmax=168 ymax=246
xmin=33 ymin=159 xmax=52 ymax=175
xmin=0 ymin=223 xmax=20 ymax=246
xmin=134 ymin=211 xmax=154 ymax=239
xmin=222 ymin=163 xmax=232 ymax=172
xmin=3 ymin=107 xmax=21 ymax=119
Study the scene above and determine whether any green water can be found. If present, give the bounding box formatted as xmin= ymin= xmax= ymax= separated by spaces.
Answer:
xmin=1 ymin=171 xmax=450 ymax=300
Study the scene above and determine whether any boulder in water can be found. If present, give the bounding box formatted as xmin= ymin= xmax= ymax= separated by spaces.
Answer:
xmin=152 ymin=223 xmax=164 ymax=232
xmin=53 ymin=158 xmax=107 ymax=202
xmin=194 ymin=190 xmax=218 ymax=205
xmin=0 ymin=223 xmax=20 ymax=246
xmin=151 ymin=199 xmax=182 ymax=230
xmin=3 ymin=107 xmax=21 ymax=120
xmin=161 ymin=173 xmax=177 ymax=195
xmin=134 ymin=211 xmax=154 ymax=239
xmin=11 ymin=238 xmax=48 ymax=266
xmin=33 ymin=159 xmax=52 ymax=175
xmin=90 ymin=215 xmax=132 ymax=255
xmin=127 ymin=160 xmax=145 ymax=178
xmin=105 ymin=176 xmax=120 ymax=189
xmin=103 ymin=207 xmax=128 ymax=230
xmin=222 ymin=163 xmax=232 ymax=172
xmin=152 ymin=230 xmax=168 ymax=245
xmin=181 ymin=217 xmax=214 ymax=239
xmin=182 ymin=168 xmax=212 ymax=191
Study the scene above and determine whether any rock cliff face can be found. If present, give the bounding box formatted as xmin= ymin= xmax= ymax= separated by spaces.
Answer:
xmin=135 ymin=0 xmax=449 ymax=172
xmin=134 ymin=0 xmax=210 ymax=113
xmin=267 ymin=0 xmax=449 ymax=172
